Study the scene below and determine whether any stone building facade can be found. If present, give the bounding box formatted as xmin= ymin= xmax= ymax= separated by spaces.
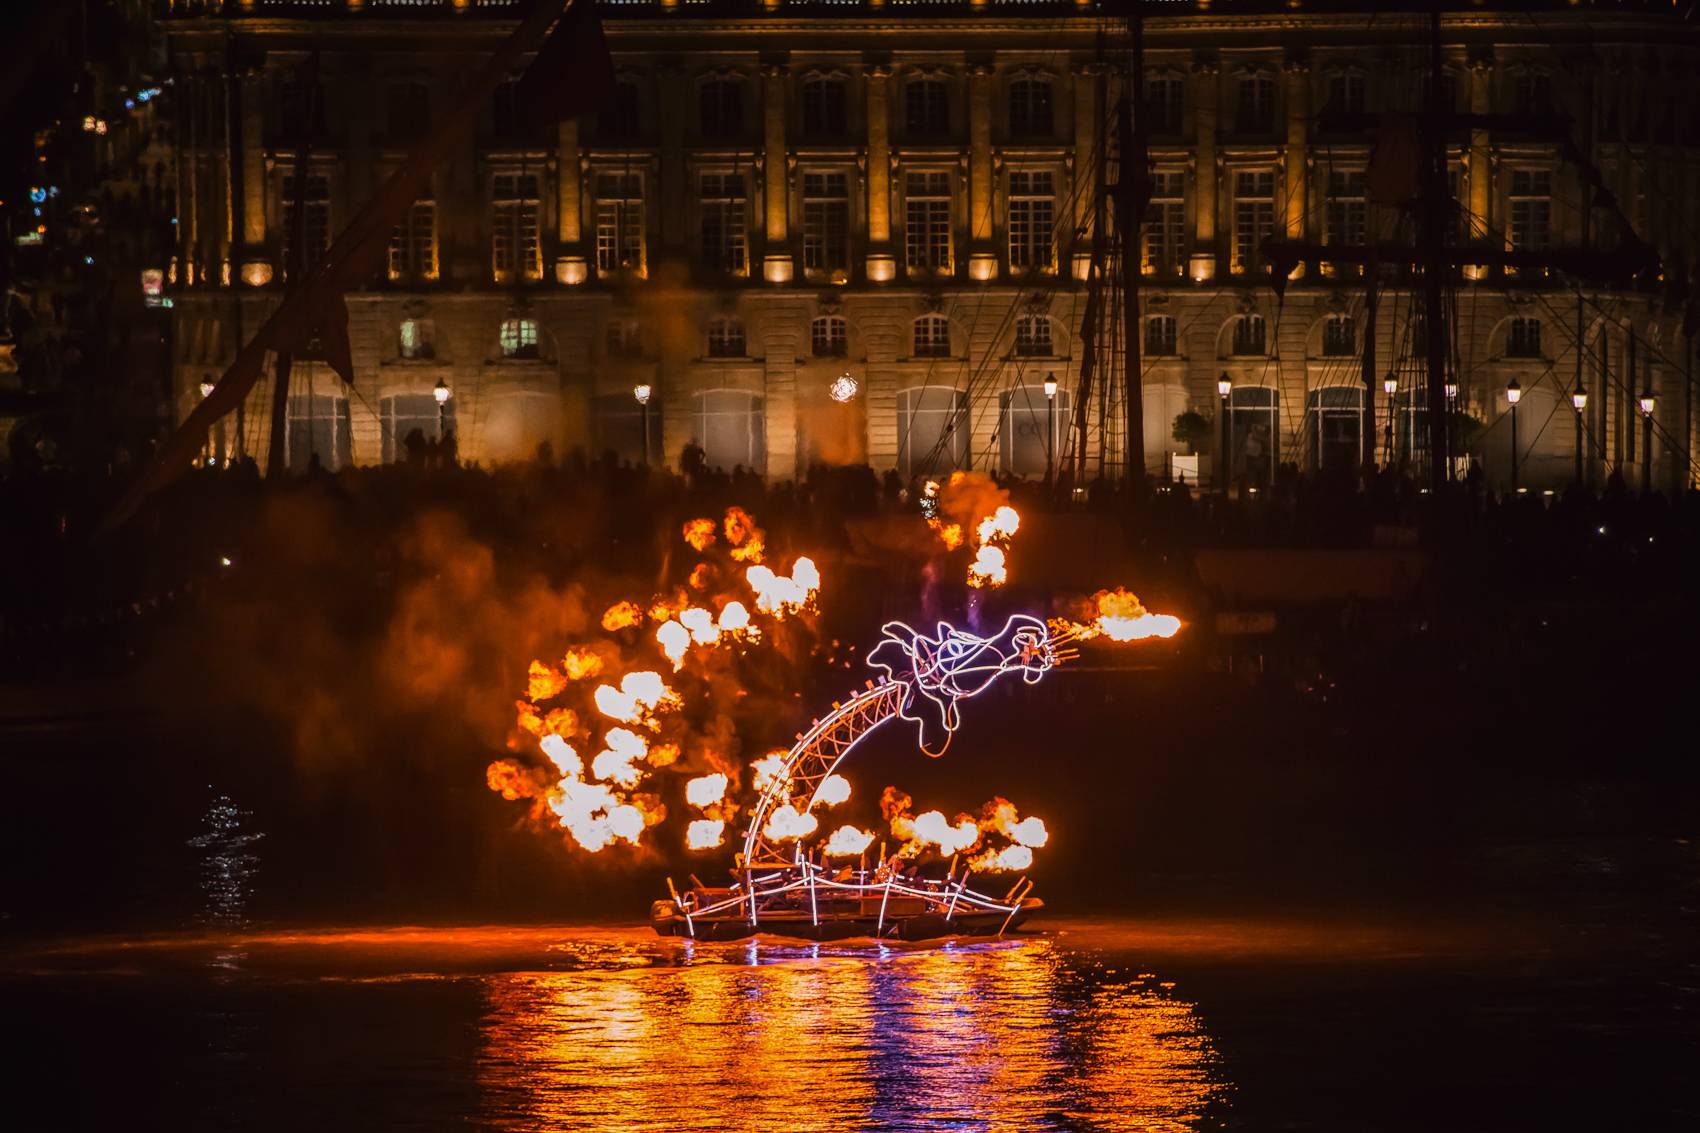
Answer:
xmin=159 ymin=0 xmax=1699 ymax=492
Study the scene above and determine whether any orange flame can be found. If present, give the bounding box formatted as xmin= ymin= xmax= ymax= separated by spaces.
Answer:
xmin=681 ymin=518 xmax=717 ymax=552
xmin=600 ymin=601 xmax=643 ymax=632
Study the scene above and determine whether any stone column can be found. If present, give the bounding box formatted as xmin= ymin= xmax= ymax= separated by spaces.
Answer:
xmin=1282 ymin=53 xmax=1309 ymax=274
xmin=1190 ymin=56 xmax=1219 ymax=282
xmin=556 ymin=118 xmax=586 ymax=284
xmin=762 ymin=63 xmax=793 ymax=283
xmin=1467 ymin=52 xmax=1493 ymax=271
xmin=1070 ymin=63 xmax=1098 ymax=281
xmin=967 ymin=63 xmax=997 ymax=280
xmin=239 ymin=71 xmax=270 ymax=285
xmin=865 ymin=64 xmax=894 ymax=281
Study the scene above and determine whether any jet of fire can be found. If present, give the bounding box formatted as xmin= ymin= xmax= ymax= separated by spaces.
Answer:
xmin=1052 ymin=587 xmax=1182 ymax=643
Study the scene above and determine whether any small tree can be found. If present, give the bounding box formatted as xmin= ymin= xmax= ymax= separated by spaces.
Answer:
xmin=1172 ymin=410 xmax=1213 ymax=454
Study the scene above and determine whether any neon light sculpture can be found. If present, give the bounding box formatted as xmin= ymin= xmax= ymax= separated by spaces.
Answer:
xmin=653 ymin=615 xmax=1056 ymax=941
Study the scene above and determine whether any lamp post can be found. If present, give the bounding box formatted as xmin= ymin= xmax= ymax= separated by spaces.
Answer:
xmin=1570 ymin=383 xmax=1588 ymax=489
xmin=633 ymin=383 xmax=653 ymax=465
xmin=433 ymin=378 xmax=451 ymax=438
xmin=1505 ymin=377 xmax=1522 ymax=495
xmin=1217 ymin=372 xmax=1232 ymax=497
xmin=1443 ymin=377 xmax=1459 ymax=481
xmin=1382 ymin=373 xmax=1397 ymax=466
xmin=199 ymin=376 xmax=217 ymax=467
xmin=1638 ymin=390 xmax=1656 ymax=492
xmin=1042 ymin=372 xmax=1058 ymax=487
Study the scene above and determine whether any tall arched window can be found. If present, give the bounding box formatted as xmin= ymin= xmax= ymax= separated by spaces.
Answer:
xmin=398 ymin=317 xmax=434 ymax=360
xmin=1145 ymin=314 xmax=1177 ymax=356
xmin=499 ymin=318 xmax=539 ymax=359
xmin=1231 ymin=314 xmax=1266 ymax=356
xmin=691 ymin=389 xmax=765 ymax=473
xmin=1307 ymin=387 xmax=1363 ymax=474
xmin=1000 ymin=385 xmax=1070 ymax=479
xmin=1321 ymin=315 xmax=1355 ymax=357
xmin=593 ymin=391 xmax=659 ymax=466
xmin=897 ymin=385 xmax=967 ymax=476
xmin=913 ymin=314 xmax=951 ymax=358
xmin=1014 ymin=315 xmax=1052 ymax=356
xmin=707 ymin=317 xmax=746 ymax=358
xmin=811 ymin=315 xmax=847 ymax=357
xmin=1506 ymin=317 xmax=1542 ymax=358
xmin=286 ymin=393 xmax=352 ymax=472
xmin=380 ymin=393 xmax=454 ymax=463
xmin=1225 ymin=385 xmax=1278 ymax=490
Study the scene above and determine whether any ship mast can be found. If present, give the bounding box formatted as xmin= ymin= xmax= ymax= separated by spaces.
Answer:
xmin=1116 ymin=0 xmax=1150 ymax=496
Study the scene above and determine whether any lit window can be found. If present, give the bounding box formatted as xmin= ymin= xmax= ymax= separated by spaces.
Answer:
xmin=1233 ymin=169 xmax=1275 ymax=274
xmin=1008 ymin=77 xmax=1052 ymax=137
xmin=500 ymin=318 xmax=539 ymax=359
xmin=595 ymin=172 xmax=644 ymax=275
xmin=905 ymin=171 xmax=952 ymax=275
xmin=707 ymin=317 xmax=746 ymax=358
xmin=1231 ymin=314 xmax=1266 ymax=356
xmin=285 ymin=394 xmax=350 ymax=472
xmin=1008 ymin=171 xmax=1055 ymax=273
xmin=398 ymin=317 xmax=434 ymax=360
xmin=380 ymin=393 xmax=453 ymax=463
xmin=802 ymin=172 xmax=850 ymax=279
xmin=1014 ymin=315 xmax=1052 ymax=357
xmin=700 ymin=78 xmax=743 ymax=139
xmin=1144 ymin=170 xmax=1185 ymax=276
xmin=897 ymin=386 xmax=967 ymax=476
xmin=699 ymin=172 xmax=747 ymax=274
xmin=491 ymin=173 xmax=540 ymax=282
xmin=388 ymin=201 xmax=437 ymax=282
xmin=913 ymin=314 xmax=951 ymax=358
xmin=802 ymin=76 xmax=848 ymax=137
xmin=905 ymin=77 xmax=949 ymax=136
xmin=1506 ymin=317 xmax=1542 ymax=358
xmin=1322 ymin=315 xmax=1355 ymax=357
xmin=1145 ymin=314 xmax=1177 ymax=356
xmin=811 ymin=315 xmax=847 ymax=357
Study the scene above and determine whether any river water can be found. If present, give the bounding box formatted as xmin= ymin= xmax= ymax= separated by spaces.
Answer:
xmin=6 ymin=896 xmax=1698 ymax=1131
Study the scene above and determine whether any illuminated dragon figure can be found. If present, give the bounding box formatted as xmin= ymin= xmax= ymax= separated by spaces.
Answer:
xmin=653 ymin=616 xmax=1058 ymax=941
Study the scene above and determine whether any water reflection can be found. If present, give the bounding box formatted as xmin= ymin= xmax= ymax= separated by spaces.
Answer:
xmin=477 ymin=938 xmax=1227 ymax=1131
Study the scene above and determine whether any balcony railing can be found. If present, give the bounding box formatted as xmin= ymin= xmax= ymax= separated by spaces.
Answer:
xmin=159 ymin=0 xmax=1100 ymax=16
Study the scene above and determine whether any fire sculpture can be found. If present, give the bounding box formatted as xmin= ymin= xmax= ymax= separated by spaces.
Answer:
xmin=650 ymin=614 xmax=1062 ymax=942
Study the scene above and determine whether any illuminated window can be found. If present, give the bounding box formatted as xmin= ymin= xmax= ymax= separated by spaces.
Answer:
xmin=491 ymin=173 xmax=541 ymax=282
xmin=1145 ymin=74 xmax=1185 ymax=134
xmin=1322 ymin=315 xmax=1355 ymax=357
xmin=388 ymin=200 xmax=436 ymax=282
xmin=595 ymin=171 xmax=644 ymax=274
xmin=811 ymin=315 xmax=847 ymax=357
xmin=1145 ymin=314 xmax=1177 ymax=356
xmin=691 ymin=389 xmax=765 ymax=473
xmin=1008 ymin=77 xmax=1052 ymax=137
xmin=1008 ymin=171 xmax=1055 ymax=273
xmin=905 ymin=77 xmax=949 ymax=137
xmin=1144 ymin=170 xmax=1185 ymax=276
xmin=1307 ymin=387 xmax=1362 ymax=475
xmin=398 ymin=317 xmax=434 ymax=360
xmin=699 ymin=172 xmax=747 ymax=274
xmin=897 ymin=385 xmax=968 ymax=475
xmin=802 ymin=76 xmax=848 ymax=137
xmin=1014 ymin=315 xmax=1052 ymax=357
xmin=913 ymin=314 xmax=951 ymax=358
xmin=1232 ymin=170 xmax=1275 ymax=274
xmin=286 ymin=393 xmax=350 ymax=472
xmin=1509 ymin=169 xmax=1552 ymax=251
xmin=905 ymin=171 xmax=952 ymax=275
xmin=500 ymin=318 xmax=539 ymax=359
xmin=605 ymin=319 xmax=642 ymax=358
xmin=1236 ymin=72 xmax=1275 ymax=133
xmin=1231 ymin=314 xmax=1267 ymax=356
xmin=280 ymin=174 xmax=330 ymax=275
xmin=707 ymin=317 xmax=746 ymax=358
xmin=1506 ymin=317 xmax=1542 ymax=358
xmin=802 ymin=172 xmax=850 ymax=279
xmin=700 ymin=78 xmax=743 ymax=139
xmin=380 ymin=393 xmax=453 ymax=463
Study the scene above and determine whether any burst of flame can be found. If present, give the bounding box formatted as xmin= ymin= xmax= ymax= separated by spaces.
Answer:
xmin=976 ymin=505 xmax=1020 ymax=545
xmin=972 ymin=844 xmax=1034 ymax=872
xmin=894 ymin=809 xmax=981 ymax=856
xmin=822 ymin=824 xmax=875 ymax=856
xmin=1052 ymin=587 xmax=1182 ymax=644
xmin=561 ymin=648 xmax=604 ymax=681
xmin=750 ymin=752 xmax=791 ymax=795
xmin=656 ymin=620 xmax=690 ymax=669
xmin=764 ymin=803 xmax=819 ymax=842
xmin=600 ymin=601 xmax=643 ymax=632
xmin=724 ymin=507 xmax=766 ymax=564
xmin=746 ymin=556 xmax=820 ymax=617
xmin=812 ymin=773 xmax=852 ymax=808
xmin=967 ymin=544 xmax=1007 ymax=588
xmin=592 ymin=670 xmax=677 ymax=723
xmin=685 ymin=772 xmax=730 ymax=809
xmin=686 ymin=818 xmax=726 ymax=850
xmin=681 ymin=518 xmax=717 ymax=552
xmin=590 ymin=727 xmax=650 ymax=788
xmin=717 ymin=601 xmax=751 ymax=633
xmin=527 ymin=661 xmax=569 ymax=702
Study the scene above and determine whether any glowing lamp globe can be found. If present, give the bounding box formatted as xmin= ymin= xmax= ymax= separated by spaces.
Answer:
xmin=1638 ymin=392 xmax=1656 ymax=417
xmin=198 ymin=377 xmax=215 ymax=398
xmin=1444 ymin=379 xmax=1459 ymax=401
xmin=1216 ymin=373 xmax=1233 ymax=398
xmin=633 ymin=383 xmax=652 ymax=406
xmin=1505 ymin=378 xmax=1522 ymax=406
xmin=829 ymin=373 xmax=858 ymax=403
xmin=1042 ymin=372 xmax=1058 ymax=400
xmin=1571 ymin=386 xmax=1588 ymax=412
xmin=433 ymin=379 xmax=451 ymax=404
xmin=1383 ymin=374 xmax=1398 ymax=397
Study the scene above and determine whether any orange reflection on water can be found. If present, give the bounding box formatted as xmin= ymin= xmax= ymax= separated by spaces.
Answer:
xmin=475 ymin=937 xmax=1227 ymax=1131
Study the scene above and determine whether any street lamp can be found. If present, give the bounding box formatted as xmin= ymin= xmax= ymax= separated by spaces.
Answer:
xmin=1042 ymin=372 xmax=1058 ymax=486
xmin=633 ymin=383 xmax=653 ymax=465
xmin=1217 ymin=373 xmax=1232 ymax=497
xmin=199 ymin=376 xmax=215 ymax=398
xmin=1639 ymin=390 xmax=1656 ymax=492
xmin=433 ymin=378 xmax=451 ymax=438
xmin=1570 ymin=383 xmax=1588 ymax=489
xmin=1382 ymin=373 xmax=1398 ymax=465
xmin=1505 ymin=378 xmax=1522 ymax=495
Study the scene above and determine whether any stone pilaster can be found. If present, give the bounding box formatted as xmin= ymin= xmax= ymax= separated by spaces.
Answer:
xmin=968 ymin=64 xmax=997 ymax=279
xmin=1071 ymin=63 xmax=1098 ymax=280
xmin=762 ymin=63 xmax=792 ymax=283
xmin=865 ymin=63 xmax=894 ymax=281
xmin=239 ymin=71 xmax=270 ymax=284
xmin=1282 ymin=53 xmax=1309 ymax=258
xmin=556 ymin=118 xmax=586 ymax=284
xmin=1468 ymin=51 xmax=1494 ymax=255
xmin=1190 ymin=55 xmax=1220 ymax=282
